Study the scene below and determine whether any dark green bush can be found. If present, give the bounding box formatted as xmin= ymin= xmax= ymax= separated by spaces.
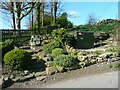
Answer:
xmin=43 ymin=38 xmax=62 ymax=54
xmin=4 ymin=49 xmax=32 ymax=70
xmin=1 ymin=39 xmax=14 ymax=57
xmin=53 ymin=54 xmax=78 ymax=68
xmin=52 ymin=48 xmax=64 ymax=57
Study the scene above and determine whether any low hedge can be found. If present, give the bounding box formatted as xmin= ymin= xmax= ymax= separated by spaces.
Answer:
xmin=52 ymin=48 xmax=64 ymax=57
xmin=4 ymin=49 xmax=32 ymax=70
xmin=53 ymin=54 xmax=78 ymax=68
xmin=0 ymin=39 xmax=14 ymax=58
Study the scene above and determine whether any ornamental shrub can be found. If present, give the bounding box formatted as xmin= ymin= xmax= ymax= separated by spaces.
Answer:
xmin=43 ymin=38 xmax=62 ymax=54
xmin=53 ymin=54 xmax=78 ymax=68
xmin=52 ymin=48 xmax=64 ymax=57
xmin=52 ymin=28 xmax=68 ymax=44
xmin=1 ymin=39 xmax=14 ymax=57
xmin=4 ymin=49 xmax=32 ymax=70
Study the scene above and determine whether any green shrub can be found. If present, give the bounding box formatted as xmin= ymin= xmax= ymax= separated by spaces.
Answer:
xmin=1 ymin=39 xmax=14 ymax=57
xmin=4 ymin=49 xmax=32 ymax=70
xmin=52 ymin=28 xmax=66 ymax=38
xmin=52 ymin=48 xmax=64 ymax=57
xmin=43 ymin=38 xmax=62 ymax=54
xmin=94 ymin=50 xmax=102 ymax=56
xmin=52 ymin=28 xmax=68 ymax=44
xmin=106 ymin=47 xmax=118 ymax=53
xmin=53 ymin=54 xmax=78 ymax=68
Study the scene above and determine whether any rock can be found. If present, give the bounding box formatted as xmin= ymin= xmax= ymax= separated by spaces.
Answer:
xmin=46 ymin=54 xmax=52 ymax=57
xmin=98 ymin=53 xmax=113 ymax=58
xmin=35 ymin=71 xmax=46 ymax=77
xmin=45 ymin=61 xmax=53 ymax=67
xmin=43 ymin=78 xmax=46 ymax=83
xmin=14 ymin=46 xmax=19 ymax=49
xmin=30 ymin=35 xmax=41 ymax=46
xmin=56 ymin=66 xmax=64 ymax=72
xmin=30 ymin=46 xmax=41 ymax=52
xmin=16 ymin=73 xmax=35 ymax=82
xmin=65 ymin=65 xmax=78 ymax=71
xmin=46 ymin=66 xmax=57 ymax=75
xmin=78 ymin=56 xmax=88 ymax=62
xmin=79 ymin=62 xmax=86 ymax=68
xmin=97 ymin=57 xmax=104 ymax=63
xmin=24 ymin=74 xmax=34 ymax=80
xmin=36 ymin=76 xmax=46 ymax=81
xmin=24 ymin=70 xmax=29 ymax=75
xmin=10 ymin=75 xmax=15 ymax=79
xmin=112 ymin=52 xmax=118 ymax=58
xmin=12 ymin=77 xmax=20 ymax=82
xmin=30 ymin=41 xmax=36 ymax=46
xmin=90 ymin=59 xmax=97 ymax=64
xmin=43 ymin=56 xmax=52 ymax=62
xmin=3 ymin=77 xmax=9 ymax=81
xmin=19 ymin=46 xmax=30 ymax=49
xmin=19 ymin=77 xmax=26 ymax=82
xmin=41 ymin=40 xmax=50 ymax=45
xmin=30 ymin=46 xmax=36 ymax=51
xmin=2 ymin=80 xmax=5 ymax=88
xmin=24 ymin=49 xmax=33 ymax=54
xmin=36 ymin=52 xmax=45 ymax=60
xmin=2 ymin=77 xmax=14 ymax=88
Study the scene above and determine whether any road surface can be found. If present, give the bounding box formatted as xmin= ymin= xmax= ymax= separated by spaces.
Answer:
xmin=39 ymin=71 xmax=119 ymax=88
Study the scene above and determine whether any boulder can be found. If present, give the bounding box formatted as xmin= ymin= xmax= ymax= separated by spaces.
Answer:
xmin=56 ymin=66 xmax=64 ymax=72
xmin=77 ymin=56 xmax=88 ymax=62
xmin=24 ymin=70 xmax=29 ymax=75
xmin=46 ymin=66 xmax=57 ymax=75
xmin=36 ymin=52 xmax=45 ymax=60
xmin=12 ymin=77 xmax=20 ymax=82
xmin=43 ymin=56 xmax=52 ymax=62
xmin=10 ymin=75 xmax=15 ymax=79
xmin=98 ymin=53 xmax=113 ymax=58
xmin=79 ymin=62 xmax=86 ymax=68
xmin=30 ymin=35 xmax=42 ymax=46
xmin=41 ymin=40 xmax=50 ymax=45
xmin=24 ymin=74 xmax=35 ymax=80
xmin=2 ymin=77 xmax=13 ymax=88
xmin=45 ymin=61 xmax=53 ymax=67
xmin=35 ymin=71 xmax=46 ymax=77
xmin=90 ymin=59 xmax=97 ymax=64
xmin=36 ymin=76 xmax=46 ymax=81
xmin=19 ymin=46 xmax=30 ymax=49
xmin=97 ymin=57 xmax=104 ymax=63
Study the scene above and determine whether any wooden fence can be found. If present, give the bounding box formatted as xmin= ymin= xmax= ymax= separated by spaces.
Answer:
xmin=0 ymin=25 xmax=60 ymax=41
xmin=1 ymin=29 xmax=36 ymax=40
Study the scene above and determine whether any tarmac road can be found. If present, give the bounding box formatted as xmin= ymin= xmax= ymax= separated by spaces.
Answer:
xmin=39 ymin=71 xmax=119 ymax=88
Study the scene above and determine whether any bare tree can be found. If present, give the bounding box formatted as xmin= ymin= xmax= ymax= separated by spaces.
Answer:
xmin=87 ymin=13 xmax=97 ymax=25
xmin=1 ymin=1 xmax=36 ymax=30
xmin=36 ymin=2 xmax=41 ymax=33
xmin=41 ymin=1 xmax=44 ymax=27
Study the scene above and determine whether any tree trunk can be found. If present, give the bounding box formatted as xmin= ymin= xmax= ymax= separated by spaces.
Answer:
xmin=36 ymin=2 xmax=41 ymax=34
xmin=10 ymin=2 xmax=16 ymax=30
xmin=32 ymin=10 xmax=34 ymax=29
xmin=51 ymin=1 xmax=53 ymax=24
xmin=15 ymin=2 xmax=21 ymax=37
xmin=41 ymin=2 xmax=44 ymax=27
xmin=53 ymin=0 xmax=57 ymax=25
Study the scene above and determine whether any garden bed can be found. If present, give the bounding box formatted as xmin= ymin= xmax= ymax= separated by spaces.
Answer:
xmin=1 ymin=28 xmax=120 ymax=89
xmin=8 ymin=60 xmax=120 ymax=88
